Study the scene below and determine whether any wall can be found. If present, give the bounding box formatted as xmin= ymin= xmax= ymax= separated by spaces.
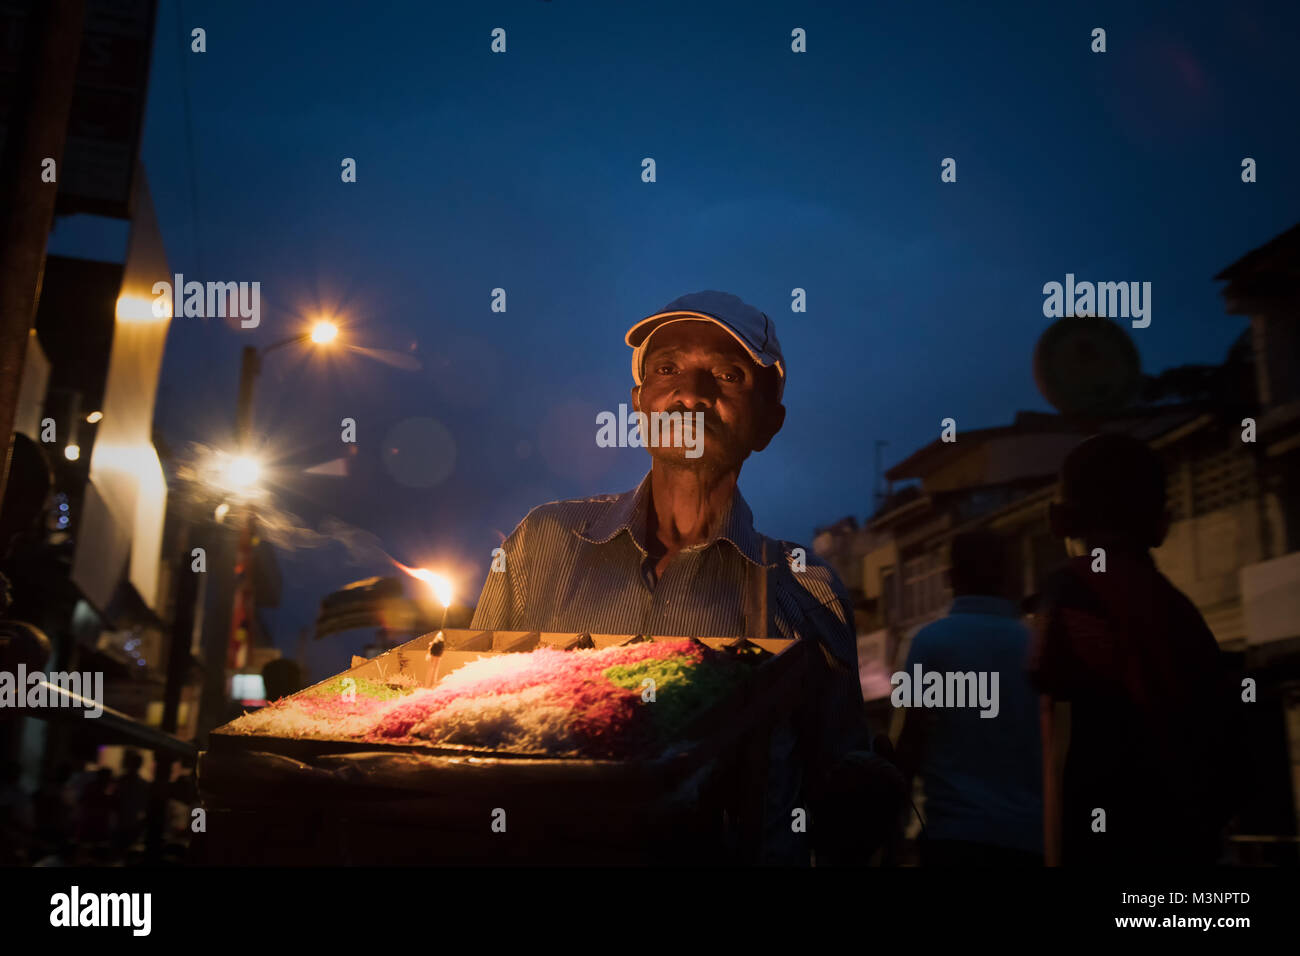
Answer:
xmin=1155 ymin=499 xmax=1265 ymax=647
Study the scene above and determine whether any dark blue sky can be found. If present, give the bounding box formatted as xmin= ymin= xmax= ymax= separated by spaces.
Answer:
xmin=53 ymin=0 xmax=1300 ymax=681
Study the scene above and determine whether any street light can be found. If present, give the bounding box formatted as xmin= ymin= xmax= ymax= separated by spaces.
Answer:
xmin=226 ymin=318 xmax=342 ymax=673
xmin=310 ymin=320 xmax=339 ymax=344
xmin=222 ymin=455 xmax=262 ymax=490
xmin=236 ymin=319 xmax=342 ymax=451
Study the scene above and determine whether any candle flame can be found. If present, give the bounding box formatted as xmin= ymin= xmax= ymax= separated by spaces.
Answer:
xmin=394 ymin=561 xmax=453 ymax=607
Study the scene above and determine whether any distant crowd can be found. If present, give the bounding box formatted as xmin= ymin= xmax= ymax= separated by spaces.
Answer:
xmin=0 ymin=749 xmax=195 ymax=866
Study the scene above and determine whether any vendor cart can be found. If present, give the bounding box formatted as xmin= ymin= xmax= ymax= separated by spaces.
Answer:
xmin=196 ymin=630 xmax=809 ymax=864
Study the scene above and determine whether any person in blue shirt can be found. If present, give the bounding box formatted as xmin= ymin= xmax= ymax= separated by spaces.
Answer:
xmin=893 ymin=530 xmax=1043 ymax=865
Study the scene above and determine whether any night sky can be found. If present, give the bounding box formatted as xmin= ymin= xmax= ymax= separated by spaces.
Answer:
xmin=49 ymin=0 xmax=1300 ymax=682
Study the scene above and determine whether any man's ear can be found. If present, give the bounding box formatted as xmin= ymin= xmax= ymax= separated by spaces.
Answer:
xmin=752 ymin=402 xmax=786 ymax=453
xmin=630 ymin=385 xmax=640 ymax=412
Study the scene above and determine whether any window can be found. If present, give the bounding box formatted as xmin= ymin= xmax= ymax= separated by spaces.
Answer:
xmin=1191 ymin=447 xmax=1258 ymax=516
xmin=899 ymin=549 xmax=949 ymax=623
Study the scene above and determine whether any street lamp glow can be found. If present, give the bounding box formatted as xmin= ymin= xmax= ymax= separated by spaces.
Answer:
xmin=116 ymin=293 xmax=171 ymax=322
xmin=64 ymin=443 xmax=81 ymax=461
xmin=86 ymin=411 xmax=103 ymax=424
xmin=224 ymin=455 xmax=262 ymax=489
xmin=310 ymin=320 xmax=339 ymax=345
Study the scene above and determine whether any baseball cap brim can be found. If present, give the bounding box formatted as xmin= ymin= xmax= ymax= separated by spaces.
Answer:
xmin=626 ymin=311 xmax=785 ymax=392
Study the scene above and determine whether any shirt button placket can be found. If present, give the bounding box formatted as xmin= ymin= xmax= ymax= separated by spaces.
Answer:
xmin=649 ymin=554 xmax=681 ymax=633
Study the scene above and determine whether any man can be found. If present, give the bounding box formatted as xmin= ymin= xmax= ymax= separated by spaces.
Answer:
xmin=471 ymin=291 xmax=869 ymax=863
xmin=893 ymin=531 xmax=1043 ymax=866
xmin=1030 ymin=433 xmax=1232 ymax=866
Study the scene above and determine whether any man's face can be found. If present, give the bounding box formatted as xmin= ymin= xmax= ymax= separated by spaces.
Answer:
xmin=631 ymin=320 xmax=784 ymax=469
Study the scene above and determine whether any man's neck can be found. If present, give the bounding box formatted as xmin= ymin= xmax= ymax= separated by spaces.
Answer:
xmin=646 ymin=461 xmax=739 ymax=554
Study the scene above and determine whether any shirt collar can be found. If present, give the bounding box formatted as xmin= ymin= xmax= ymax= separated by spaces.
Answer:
xmin=575 ymin=470 xmax=770 ymax=568
xmin=949 ymin=595 xmax=1022 ymax=619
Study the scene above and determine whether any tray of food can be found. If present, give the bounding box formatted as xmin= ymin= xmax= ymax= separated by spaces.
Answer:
xmin=196 ymin=630 xmax=808 ymax=864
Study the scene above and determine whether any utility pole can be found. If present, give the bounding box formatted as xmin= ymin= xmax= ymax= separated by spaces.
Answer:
xmin=234 ymin=345 xmax=260 ymax=449
xmin=146 ymin=509 xmax=201 ymax=862
xmin=0 ymin=0 xmax=85 ymax=502
xmin=228 ymin=346 xmax=260 ymax=672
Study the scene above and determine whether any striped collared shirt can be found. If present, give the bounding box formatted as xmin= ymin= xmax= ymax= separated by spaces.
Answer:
xmin=470 ymin=468 xmax=865 ymax=861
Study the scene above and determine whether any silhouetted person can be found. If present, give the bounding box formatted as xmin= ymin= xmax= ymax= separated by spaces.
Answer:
xmin=1030 ymin=433 xmax=1231 ymax=866
xmin=113 ymin=750 xmax=149 ymax=853
xmin=894 ymin=531 xmax=1043 ymax=865
xmin=77 ymin=767 xmax=115 ymax=849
